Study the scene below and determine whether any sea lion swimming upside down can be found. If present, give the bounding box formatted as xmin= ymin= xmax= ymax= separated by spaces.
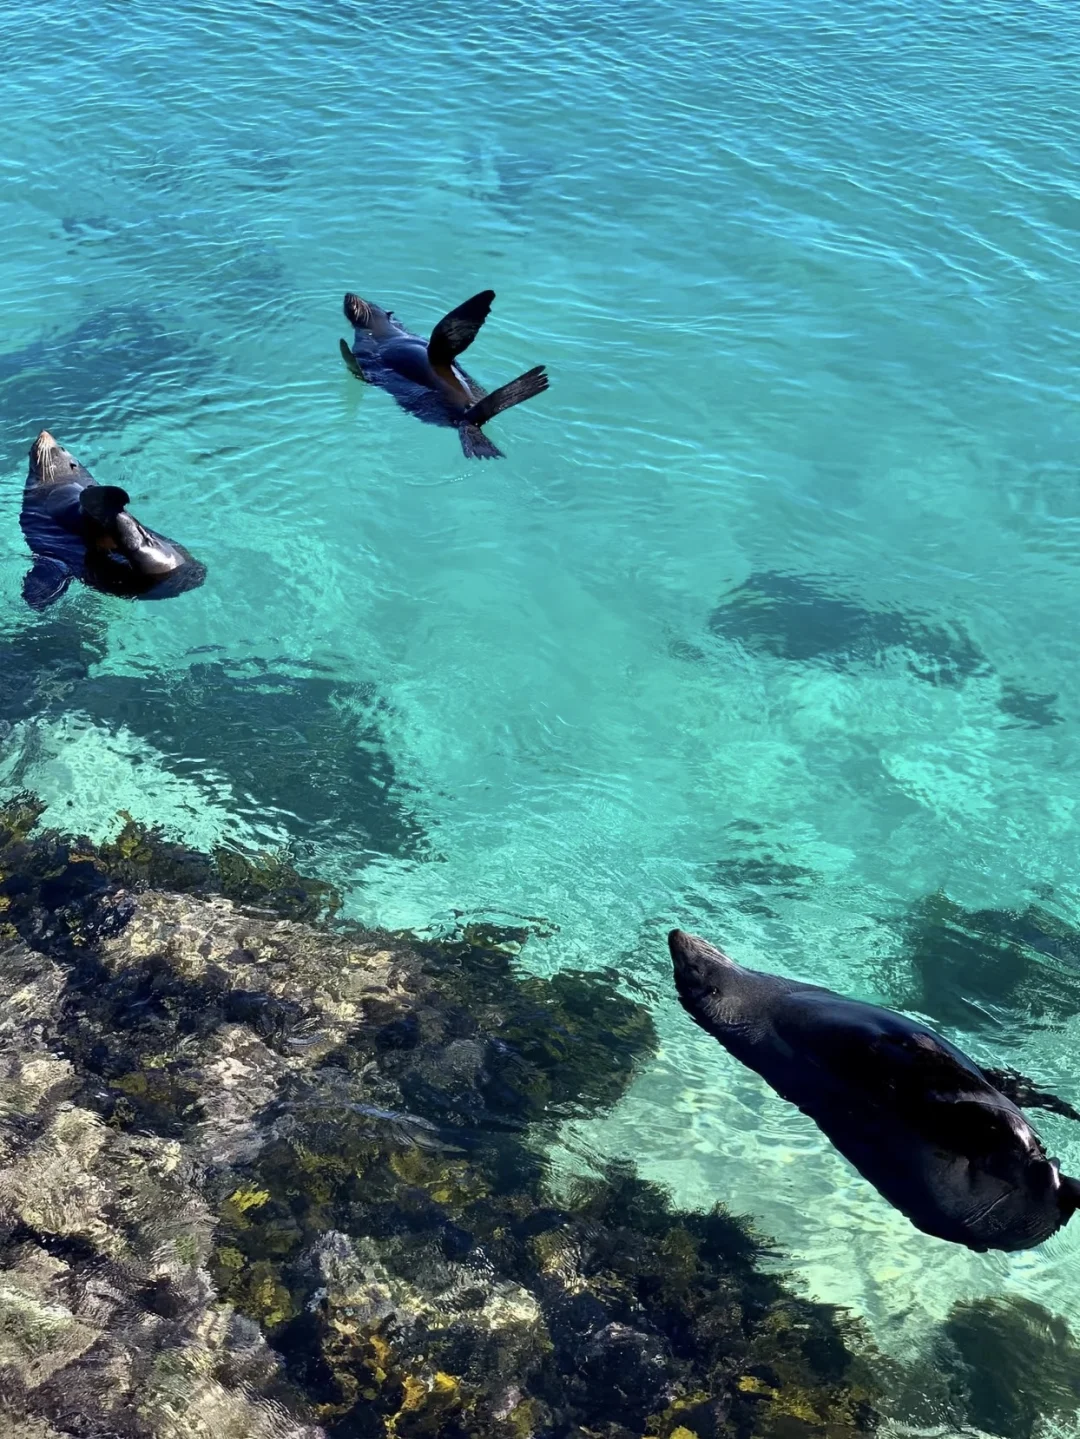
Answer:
xmin=669 ymin=929 xmax=1080 ymax=1252
xmin=340 ymin=289 xmax=549 ymax=458
xmin=19 ymin=430 xmax=206 ymax=609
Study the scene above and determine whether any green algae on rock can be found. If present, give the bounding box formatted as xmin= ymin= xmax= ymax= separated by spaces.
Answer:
xmin=0 ymin=793 xmax=884 ymax=1438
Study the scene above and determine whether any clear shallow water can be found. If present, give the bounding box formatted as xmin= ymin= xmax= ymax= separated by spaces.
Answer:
xmin=3 ymin=0 xmax=1080 ymax=1404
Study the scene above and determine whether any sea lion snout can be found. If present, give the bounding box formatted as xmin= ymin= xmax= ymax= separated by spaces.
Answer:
xmin=669 ymin=929 xmax=735 ymax=1001
xmin=30 ymin=430 xmax=60 ymax=480
xmin=344 ymin=292 xmax=373 ymax=327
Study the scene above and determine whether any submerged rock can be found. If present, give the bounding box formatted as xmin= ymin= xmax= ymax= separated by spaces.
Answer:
xmin=937 ymin=1296 xmax=1080 ymax=1439
xmin=884 ymin=889 xmax=1080 ymax=1031
xmin=706 ymin=571 xmax=989 ymax=687
xmin=0 ymin=793 xmax=884 ymax=1438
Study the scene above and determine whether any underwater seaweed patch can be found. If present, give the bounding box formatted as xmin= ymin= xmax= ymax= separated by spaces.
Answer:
xmin=74 ymin=659 xmax=429 ymax=865
xmin=712 ymin=822 xmax=818 ymax=920
xmin=707 ymin=571 xmax=990 ymax=687
xmin=997 ymin=683 xmax=1065 ymax=730
xmin=0 ymin=305 xmax=217 ymax=467
xmin=937 ymin=1296 xmax=1080 ymax=1439
xmin=883 ymin=890 xmax=1080 ymax=1032
xmin=0 ymin=793 xmax=887 ymax=1437
xmin=0 ymin=635 xmax=429 ymax=869
xmin=0 ymin=611 xmax=108 ymax=740
xmin=213 ymin=1134 xmax=883 ymax=1439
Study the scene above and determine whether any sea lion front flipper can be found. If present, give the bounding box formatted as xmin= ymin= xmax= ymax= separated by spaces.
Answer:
xmin=22 ymin=557 xmax=73 ymax=610
xmin=79 ymin=485 xmax=131 ymax=526
xmin=427 ymin=290 xmax=495 ymax=368
xmin=339 ymin=337 xmax=370 ymax=381
xmin=981 ymin=1066 xmax=1080 ymax=1122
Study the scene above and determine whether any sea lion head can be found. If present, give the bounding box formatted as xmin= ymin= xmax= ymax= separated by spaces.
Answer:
xmin=28 ymin=430 xmax=94 ymax=487
xmin=978 ymin=1151 xmax=1080 ymax=1251
xmin=343 ymin=292 xmax=400 ymax=341
xmin=669 ymin=929 xmax=740 ymax=1028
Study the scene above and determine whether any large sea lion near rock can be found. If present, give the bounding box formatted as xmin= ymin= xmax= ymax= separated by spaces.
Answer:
xmin=669 ymin=928 xmax=1080 ymax=1252
xmin=340 ymin=289 xmax=549 ymax=458
xmin=19 ymin=430 xmax=205 ymax=609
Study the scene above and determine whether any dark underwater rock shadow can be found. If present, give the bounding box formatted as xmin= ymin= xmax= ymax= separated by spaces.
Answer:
xmin=458 ymin=144 xmax=563 ymax=225
xmin=75 ymin=657 xmax=430 ymax=865
xmin=712 ymin=821 xmax=819 ymax=921
xmin=704 ymin=572 xmax=1069 ymax=729
xmin=0 ymin=303 xmax=220 ymax=471
xmin=888 ymin=1294 xmax=1080 ymax=1439
xmin=934 ymin=1295 xmax=1080 ymax=1439
xmin=878 ymin=889 xmax=1080 ymax=1035
xmin=707 ymin=571 xmax=990 ymax=688
xmin=58 ymin=210 xmax=290 ymax=325
xmin=0 ymin=794 xmax=888 ymax=1439
xmin=0 ymin=619 xmax=428 ymax=869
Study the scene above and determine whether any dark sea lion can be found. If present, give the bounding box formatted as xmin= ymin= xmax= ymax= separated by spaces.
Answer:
xmin=18 ymin=430 xmax=206 ymax=609
xmin=340 ymin=289 xmax=549 ymax=459
xmin=669 ymin=929 xmax=1080 ymax=1252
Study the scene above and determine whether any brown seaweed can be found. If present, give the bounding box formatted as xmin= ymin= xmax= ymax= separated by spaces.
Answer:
xmin=0 ymin=793 xmax=885 ymax=1438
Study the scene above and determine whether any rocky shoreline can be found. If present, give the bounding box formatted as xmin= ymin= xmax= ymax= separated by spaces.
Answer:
xmin=0 ymin=793 xmax=890 ymax=1439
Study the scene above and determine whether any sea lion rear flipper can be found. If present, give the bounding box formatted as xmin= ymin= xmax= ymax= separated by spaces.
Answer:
xmin=427 ymin=290 xmax=495 ymax=367
xmin=463 ymin=365 xmax=549 ymax=428
xmin=459 ymin=424 xmax=504 ymax=460
xmin=79 ymin=485 xmax=130 ymax=525
xmin=981 ymin=1066 xmax=1080 ymax=1122
xmin=22 ymin=557 xmax=73 ymax=610
xmin=339 ymin=337 xmax=370 ymax=380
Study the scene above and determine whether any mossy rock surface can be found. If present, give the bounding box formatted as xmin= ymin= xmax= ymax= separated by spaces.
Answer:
xmin=0 ymin=793 xmax=888 ymax=1438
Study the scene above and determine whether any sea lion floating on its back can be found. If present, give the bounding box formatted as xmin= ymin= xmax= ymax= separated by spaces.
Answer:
xmin=669 ymin=928 xmax=1080 ymax=1252
xmin=19 ymin=431 xmax=206 ymax=609
xmin=340 ymin=289 xmax=549 ymax=459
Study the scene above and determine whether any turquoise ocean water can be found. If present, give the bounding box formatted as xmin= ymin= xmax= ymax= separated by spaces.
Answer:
xmin=4 ymin=0 xmax=1080 ymax=1393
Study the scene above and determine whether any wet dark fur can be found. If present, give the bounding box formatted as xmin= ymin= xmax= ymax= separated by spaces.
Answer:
xmin=19 ymin=431 xmax=205 ymax=608
xmin=340 ymin=289 xmax=548 ymax=459
xmin=670 ymin=929 xmax=1080 ymax=1252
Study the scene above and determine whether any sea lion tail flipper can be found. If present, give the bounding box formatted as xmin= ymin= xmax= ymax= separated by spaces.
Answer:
xmin=462 ymin=365 xmax=549 ymax=430
xmin=981 ymin=1065 xmax=1080 ymax=1123
xmin=428 ymin=290 xmax=496 ymax=367
xmin=22 ymin=557 xmax=73 ymax=610
xmin=79 ymin=485 xmax=131 ymax=526
xmin=339 ymin=337 xmax=369 ymax=381
xmin=459 ymin=423 xmax=504 ymax=460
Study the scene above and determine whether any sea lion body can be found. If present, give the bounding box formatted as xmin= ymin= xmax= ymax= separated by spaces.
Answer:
xmin=669 ymin=929 xmax=1080 ymax=1252
xmin=341 ymin=290 xmax=548 ymax=459
xmin=19 ymin=431 xmax=206 ymax=609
